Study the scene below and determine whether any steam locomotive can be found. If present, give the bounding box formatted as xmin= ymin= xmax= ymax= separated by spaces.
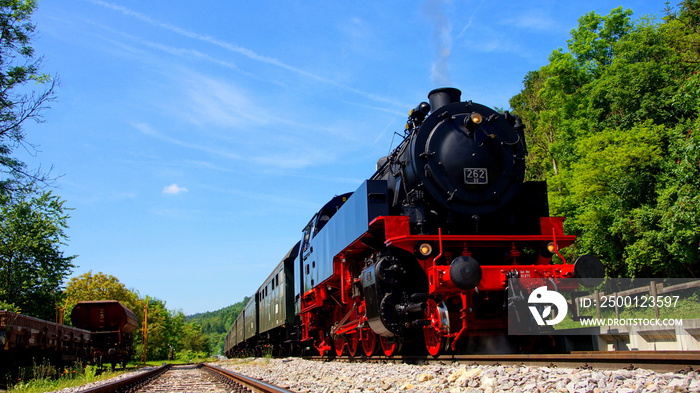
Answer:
xmin=224 ymin=88 xmax=603 ymax=358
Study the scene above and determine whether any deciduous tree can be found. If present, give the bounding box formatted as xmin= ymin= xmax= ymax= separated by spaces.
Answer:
xmin=0 ymin=189 xmax=74 ymax=319
xmin=0 ymin=0 xmax=58 ymax=192
xmin=63 ymin=271 xmax=141 ymax=323
xmin=0 ymin=0 xmax=71 ymax=321
xmin=510 ymin=3 xmax=700 ymax=277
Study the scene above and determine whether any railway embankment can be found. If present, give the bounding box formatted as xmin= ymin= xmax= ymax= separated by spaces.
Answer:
xmin=217 ymin=357 xmax=699 ymax=393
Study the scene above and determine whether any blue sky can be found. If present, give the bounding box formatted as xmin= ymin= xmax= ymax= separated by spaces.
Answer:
xmin=23 ymin=0 xmax=666 ymax=315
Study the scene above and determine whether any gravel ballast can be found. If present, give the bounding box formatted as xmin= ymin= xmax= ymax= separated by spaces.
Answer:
xmin=217 ymin=358 xmax=699 ymax=393
xmin=46 ymin=358 xmax=699 ymax=393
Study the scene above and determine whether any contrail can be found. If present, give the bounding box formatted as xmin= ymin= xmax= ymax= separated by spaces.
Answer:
xmin=456 ymin=0 xmax=487 ymax=39
xmin=89 ymin=0 xmax=407 ymax=108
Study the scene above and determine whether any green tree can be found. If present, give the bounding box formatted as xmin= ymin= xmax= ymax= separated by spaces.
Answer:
xmin=567 ymin=7 xmax=634 ymax=74
xmin=1 ymin=0 xmax=58 ymax=192
xmin=565 ymin=123 xmax=670 ymax=275
xmin=510 ymin=7 xmax=635 ymax=185
xmin=138 ymin=297 xmax=172 ymax=360
xmin=62 ymin=271 xmax=141 ymax=323
xmin=187 ymin=297 xmax=248 ymax=355
xmin=62 ymin=273 xmax=211 ymax=361
xmin=141 ymin=305 xmax=210 ymax=361
xmin=510 ymin=3 xmax=700 ymax=277
xmin=650 ymin=119 xmax=700 ymax=276
xmin=0 ymin=189 xmax=74 ymax=319
xmin=180 ymin=322 xmax=209 ymax=353
xmin=168 ymin=309 xmax=185 ymax=355
xmin=163 ymin=310 xmax=210 ymax=360
xmin=0 ymin=0 xmax=72 ymax=322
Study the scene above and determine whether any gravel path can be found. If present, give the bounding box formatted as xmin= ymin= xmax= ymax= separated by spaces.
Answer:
xmin=217 ymin=358 xmax=700 ymax=393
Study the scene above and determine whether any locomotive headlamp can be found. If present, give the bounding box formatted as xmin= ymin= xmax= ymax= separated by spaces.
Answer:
xmin=416 ymin=243 xmax=433 ymax=258
xmin=470 ymin=112 xmax=483 ymax=124
xmin=464 ymin=112 xmax=484 ymax=130
xmin=540 ymin=242 xmax=557 ymax=258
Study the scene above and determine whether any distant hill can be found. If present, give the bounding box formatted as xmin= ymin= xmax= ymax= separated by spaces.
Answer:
xmin=187 ymin=296 xmax=249 ymax=355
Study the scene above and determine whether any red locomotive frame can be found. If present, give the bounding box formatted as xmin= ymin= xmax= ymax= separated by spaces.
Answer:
xmin=300 ymin=215 xmax=578 ymax=357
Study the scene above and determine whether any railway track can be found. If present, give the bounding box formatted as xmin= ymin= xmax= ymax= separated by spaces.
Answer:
xmin=306 ymin=350 xmax=700 ymax=373
xmin=80 ymin=363 xmax=295 ymax=393
xmin=71 ymin=352 xmax=698 ymax=392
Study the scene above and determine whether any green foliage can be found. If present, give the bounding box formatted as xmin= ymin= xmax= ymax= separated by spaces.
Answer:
xmin=0 ymin=0 xmax=71 ymax=324
xmin=7 ymin=362 xmax=125 ymax=393
xmin=567 ymin=7 xmax=634 ymax=73
xmin=0 ymin=0 xmax=214 ymax=366
xmin=62 ymin=271 xmax=141 ymax=323
xmin=179 ymin=321 xmax=209 ymax=353
xmin=136 ymin=298 xmax=212 ymax=361
xmin=562 ymin=123 xmax=670 ymax=275
xmin=175 ymin=349 xmax=209 ymax=363
xmin=653 ymin=120 xmax=700 ymax=276
xmin=187 ymin=297 xmax=248 ymax=355
xmin=0 ymin=189 xmax=75 ymax=319
xmin=141 ymin=298 xmax=170 ymax=360
xmin=510 ymin=2 xmax=700 ymax=277
xmin=0 ymin=0 xmax=57 ymax=192
xmin=62 ymin=273 xmax=212 ymax=362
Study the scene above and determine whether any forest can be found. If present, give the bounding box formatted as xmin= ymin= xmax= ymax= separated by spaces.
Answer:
xmin=509 ymin=2 xmax=700 ymax=278
xmin=186 ymin=297 xmax=249 ymax=355
xmin=0 ymin=0 xmax=698 ymax=361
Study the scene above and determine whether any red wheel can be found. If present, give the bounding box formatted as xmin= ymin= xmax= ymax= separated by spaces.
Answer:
xmin=361 ymin=328 xmax=377 ymax=357
xmin=423 ymin=298 xmax=450 ymax=357
xmin=334 ymin=335 xmax=345 ymax=356
xmin=347 ymin=332 xmax=359 ymax=357
xmin=379 ymin=336 xmax=399 ymax=357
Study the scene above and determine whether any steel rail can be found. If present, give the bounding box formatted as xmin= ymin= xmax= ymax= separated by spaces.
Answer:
xmin=80 ymin=364 xmax=171 ymax=393
xmin=202 ymin=363 xmax=297 ymax=393
xmin=307 ymin=350 xmax=700 ymax=373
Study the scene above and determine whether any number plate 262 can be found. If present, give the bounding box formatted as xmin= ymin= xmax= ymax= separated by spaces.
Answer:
xmin=464 ymin=168 xmax=488 ymax=184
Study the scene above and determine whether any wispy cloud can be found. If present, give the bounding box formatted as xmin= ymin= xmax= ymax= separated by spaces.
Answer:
xmin=178 ymin=72 xmax=270 ymax=129
xmin=93 ymin=23 xmax=259 ymax=80
xmin=133 ymin=121 xmax=337 ymax=171
xmin=133 ymin=122 xmax=241 ymax=160
xmin=162 ymin=183 xmax=188 ymax=195
xmin=502 ymin=10 xmax=563 ymax=32
xmin=89 ymin=0 xmax=406 ymax=108
xmin=251 ymin=150 xmax=326 ymax=171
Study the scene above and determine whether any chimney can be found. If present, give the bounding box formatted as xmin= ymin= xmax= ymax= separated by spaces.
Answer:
xmin=428 ymin=87 xmax=461 ymax=112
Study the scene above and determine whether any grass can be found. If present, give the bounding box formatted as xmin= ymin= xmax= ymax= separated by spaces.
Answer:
xmin=5 ymin=355 xmax=218 ymax=393
xmin=6 ymin=363 xmax=125 ymax=393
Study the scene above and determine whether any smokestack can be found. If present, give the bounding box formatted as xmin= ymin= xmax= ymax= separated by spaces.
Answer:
xmin=428 ymin=87 xmax=461 ymax=112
